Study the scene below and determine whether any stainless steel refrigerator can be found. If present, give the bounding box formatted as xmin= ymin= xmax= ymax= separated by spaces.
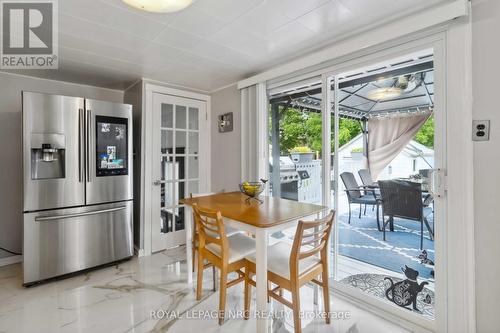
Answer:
xmin=22 ymin=92 xmax=133 ymax=285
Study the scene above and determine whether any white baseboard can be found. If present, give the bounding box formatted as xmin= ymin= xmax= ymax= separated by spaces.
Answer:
xmin=134 ymin=245 xmax=146 ymax=257
xmin=0 ymin=255 xmax=22 ymax=267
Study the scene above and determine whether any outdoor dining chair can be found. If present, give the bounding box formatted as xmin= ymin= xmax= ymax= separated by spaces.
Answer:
xmin=340 ymin=172 xmax=381 ymax=231
xmin=378 ymin=180 xmax=434 ymax=250
xmin=358 ymin=169 xmax=378 ymax=188
xmin=358 ymin=169 xmax=381 ymax=214
xmin=244 ymin=211 xmax=335 ymax=333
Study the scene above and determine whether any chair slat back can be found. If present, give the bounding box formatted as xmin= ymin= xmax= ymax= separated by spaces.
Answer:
xmin=340 ymin=172 xmax=361 ymax=198
xmin=378 ymin=180 xmax=423 ymax=220
xmin=290 ymin=211 xmax=335 ymax=276
xmin=190 ymin=191 xmax=225 ymax=239
xmin=358 ymin=169 xmax=374 ymax=186
xmin=192 ymin=204 xmax=228 ymax=260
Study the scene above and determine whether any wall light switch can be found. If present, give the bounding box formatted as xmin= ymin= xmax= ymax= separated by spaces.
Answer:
xmin=472 ymin=120 xmax=490 ymax=141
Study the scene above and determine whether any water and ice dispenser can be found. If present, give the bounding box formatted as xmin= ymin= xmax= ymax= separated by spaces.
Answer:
xmin=30 ymin=133 xmax=66 ymax=180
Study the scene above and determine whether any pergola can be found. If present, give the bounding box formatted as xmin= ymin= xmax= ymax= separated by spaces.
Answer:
xmin=268 ymin=59 xmax=434 ymax=196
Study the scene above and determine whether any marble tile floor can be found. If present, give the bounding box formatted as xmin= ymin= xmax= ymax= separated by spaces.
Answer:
xmin=0 ymin=246 xmax=410 ymax=333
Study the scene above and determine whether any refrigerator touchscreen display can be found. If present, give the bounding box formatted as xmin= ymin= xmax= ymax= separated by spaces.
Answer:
xmin=96 ymin=116 xmax=128 ymax=176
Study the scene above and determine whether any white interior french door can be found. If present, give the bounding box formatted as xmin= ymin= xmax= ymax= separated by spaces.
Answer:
xmin=151 ymin=93 xmax=209 ymax=253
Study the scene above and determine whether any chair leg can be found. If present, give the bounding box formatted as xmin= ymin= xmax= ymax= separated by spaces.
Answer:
xmin=291 ymin=284 xmax=302 ymax=333
xmin=218 ymin=269 xmax=228 ymax=325
xmin=424 ymin=217 xmax=434 ymax=240
xmin=376 ymin=204 xmax=381 ymax=231
xmin=322 ymin=269 xmax=331 ymax=325
xmin=420 ymin=219 xmax=424 ymax=250
xmin=364 ymin=204 xmax=367 ymax=215
xmin=196 ymin=253 xmax=204 ymax=301
xmin=383 ymin=217 xmax=386 ymax=241
xmin=244 ymin=270 xmax=251 ymax=320
xmin=348 ymin=204 xmax=352 ymax=224
xmin=359 ymin=204 xmax=362 ymax=219
xmin=383 ymin=216 xmax=392 ymax=241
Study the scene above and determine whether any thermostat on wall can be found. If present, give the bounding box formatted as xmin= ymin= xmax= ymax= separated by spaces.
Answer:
xmin=218 ymin=112 xmax=233 ymax=133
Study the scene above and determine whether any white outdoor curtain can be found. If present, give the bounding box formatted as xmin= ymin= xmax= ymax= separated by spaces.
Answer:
xmin=367 ymin=112 xmax=432 ymax=179
xmin=240 ymin=83 xmax=267 ymax=182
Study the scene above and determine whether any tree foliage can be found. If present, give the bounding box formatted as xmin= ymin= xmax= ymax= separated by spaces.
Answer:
xmin=271 ymin=107 xmax=362 ymax=156
xmin=270 ymin=107 xmax=434 ymax=156
xmin=413 ymin=116 xmax=434 ymax=148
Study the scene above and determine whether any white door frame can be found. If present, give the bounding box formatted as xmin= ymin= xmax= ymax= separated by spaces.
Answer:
xmin=143 ymin=84 xmax=211 ymax=255
xmin=257 ymin=25 xmax=474 ymax=332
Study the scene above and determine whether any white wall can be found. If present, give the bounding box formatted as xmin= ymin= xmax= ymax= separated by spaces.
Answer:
xmin=472 ymin=1 xmax=500 ymax=331
xmin=0 ymin=72 xmax=123 ymax=256
xmin=210 ymin=85 xmax=241 ymax=192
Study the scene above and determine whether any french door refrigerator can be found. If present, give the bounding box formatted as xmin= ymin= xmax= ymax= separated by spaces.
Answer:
xmin=22 ymin=92 xmax=133 ymax=285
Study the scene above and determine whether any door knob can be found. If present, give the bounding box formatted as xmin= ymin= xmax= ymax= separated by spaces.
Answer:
xmin=153 ymin=180 xmax=162 ymax=186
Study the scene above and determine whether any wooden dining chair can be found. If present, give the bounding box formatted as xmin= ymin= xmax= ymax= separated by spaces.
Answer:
xmin=189 ymin=192 xmax=240 ymax=290
xmin=193 ymin=203 xmax=256 ymax=325
xmin=244 ymin=210 xmax=335 ymax=333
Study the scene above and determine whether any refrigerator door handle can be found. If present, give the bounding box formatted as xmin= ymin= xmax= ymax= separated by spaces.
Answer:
xmin=78 ymin=108 xmax=84 ymax=182
xmin=86 ymin=109 xmax=91 ymax=182
xmin=35 ymin=206 xmax=126 ymax=222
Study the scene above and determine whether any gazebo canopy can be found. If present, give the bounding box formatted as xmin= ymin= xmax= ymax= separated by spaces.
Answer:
xmin=268 ymin=55 xmax=434 ymax=120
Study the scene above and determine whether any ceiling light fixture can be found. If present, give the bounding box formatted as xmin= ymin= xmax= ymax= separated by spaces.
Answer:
xmin=367 ymin=87 xmax=402 ymax=101
xmin=122 ymin=0 xmax=192 ymax=13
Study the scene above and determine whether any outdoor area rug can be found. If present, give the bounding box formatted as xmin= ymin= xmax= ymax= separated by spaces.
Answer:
xmin=339 ymin=273 xmax=435 ymax=320
xmin=337 ymin=209 xmax=435 ymax=280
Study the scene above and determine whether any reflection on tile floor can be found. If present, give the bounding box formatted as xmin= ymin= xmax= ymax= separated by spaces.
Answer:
xmin=0 ymin=246 xmax=410 ymax=333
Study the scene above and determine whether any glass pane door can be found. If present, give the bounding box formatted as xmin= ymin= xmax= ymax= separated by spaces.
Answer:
xmin=152 ymin=94 xmax=206 ymax=252
xmin=329 ymin=50 xmax=439 ymax=321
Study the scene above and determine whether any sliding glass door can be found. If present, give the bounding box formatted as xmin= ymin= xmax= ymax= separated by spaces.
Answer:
xmin=329 ymin=49 xmax=438 ymax=323
xmin=266 ymin=46 xmax=444 ymax=328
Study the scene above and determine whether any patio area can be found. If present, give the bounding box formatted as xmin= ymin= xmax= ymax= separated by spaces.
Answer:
xmin=336 ymin=192 xmax=435 ymax=280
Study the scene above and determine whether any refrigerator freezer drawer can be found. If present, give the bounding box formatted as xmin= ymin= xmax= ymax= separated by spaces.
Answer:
xmin=23 ymin=201 xmax=133 ymax=285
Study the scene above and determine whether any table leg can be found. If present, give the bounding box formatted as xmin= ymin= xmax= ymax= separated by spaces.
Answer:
xmin=185 ymin=205 xmax=193 ymax=285
xmin=255 ymin=228 xmax=269 ymax=333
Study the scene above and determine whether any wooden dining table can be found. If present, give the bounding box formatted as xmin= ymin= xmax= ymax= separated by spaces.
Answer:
xmin=181 ymin=191 xmax=328 ymax=333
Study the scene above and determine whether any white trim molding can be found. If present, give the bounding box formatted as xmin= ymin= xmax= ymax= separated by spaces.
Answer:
xmin=0 ymin=255 xmax=22 ymax=267
xmin=442 ymin=15 xmax=475 ymax=333
xmin=237 ymin=0 xmax=468 ymax=90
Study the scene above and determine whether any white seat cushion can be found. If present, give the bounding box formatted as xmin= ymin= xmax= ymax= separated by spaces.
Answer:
xmin=246 ymin=242 xmax=321 ymax=280
xmin=225 ymin=225 xmax=241 ymax=236
xmin=206 ymin=233 xmax=256 ymax=264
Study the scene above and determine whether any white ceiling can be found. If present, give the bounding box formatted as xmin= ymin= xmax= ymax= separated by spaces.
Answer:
xmin=3 ymin=0 xmax=451 ymax=92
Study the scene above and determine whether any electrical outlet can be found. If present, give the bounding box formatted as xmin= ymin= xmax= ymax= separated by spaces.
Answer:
xmin=472 ymin=120 xmax=490 ymax=141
